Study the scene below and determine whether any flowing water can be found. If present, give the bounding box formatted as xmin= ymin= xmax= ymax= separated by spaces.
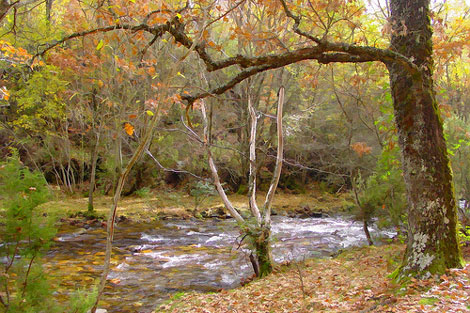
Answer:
xmin=45 ymin=216 xmax=394 ymax=313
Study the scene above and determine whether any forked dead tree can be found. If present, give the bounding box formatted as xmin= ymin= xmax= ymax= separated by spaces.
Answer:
xmin=200 ymin=87 xmax=284 ymax=277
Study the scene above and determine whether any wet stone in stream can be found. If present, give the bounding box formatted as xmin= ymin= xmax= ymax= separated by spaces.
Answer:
xmin=45 ymin=216 xmax=395 ymax=313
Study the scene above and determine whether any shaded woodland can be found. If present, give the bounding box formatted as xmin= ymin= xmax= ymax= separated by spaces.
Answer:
xmin=1 ymin=0 xmax=470 ymax=312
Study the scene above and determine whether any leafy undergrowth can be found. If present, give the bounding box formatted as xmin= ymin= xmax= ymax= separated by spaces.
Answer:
xmin=158 ymin=244 xmax=470 ymax=313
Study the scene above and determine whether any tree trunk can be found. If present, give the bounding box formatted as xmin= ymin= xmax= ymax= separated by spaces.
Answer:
xmin=46 ymin=0 xmax=53 ymax=22
xmin=250 ymin=227 xmax=273 ymax=278
xmin=363 ymin=219 xmax=373 ymax=246
xmin=88 ymin=131 xmax=100 ymax=213
xmin=200 ymin=87 xmax=283 ymax=279
xmin=388 ymin=0 xmax=463 ymax=278
xmin=91 ymin=113 xmax=159 ymax=313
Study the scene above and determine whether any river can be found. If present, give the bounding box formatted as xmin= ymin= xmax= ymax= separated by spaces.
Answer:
xmin=45 ymin=216 xmax=394 ymax=312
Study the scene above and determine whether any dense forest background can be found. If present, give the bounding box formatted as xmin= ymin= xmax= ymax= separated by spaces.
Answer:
xmin=1 ymin=0 xmax=469 ymax=215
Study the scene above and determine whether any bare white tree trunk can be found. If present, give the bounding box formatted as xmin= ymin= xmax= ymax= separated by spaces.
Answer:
xmin=199 ymin=87 xmax=284 ymax=277
xmin=263 ymin=88 xmax=284 ymax=227
xmin=248 ymin=97 xmax=262 ymax=224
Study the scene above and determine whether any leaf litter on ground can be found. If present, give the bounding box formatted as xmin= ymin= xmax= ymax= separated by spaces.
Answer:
xmin=158 ymin=244 xmax=470 ymax=313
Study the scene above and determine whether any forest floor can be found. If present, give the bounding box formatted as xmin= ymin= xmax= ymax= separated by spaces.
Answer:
xmin=158 ymin=244 xmax=470 ymax=313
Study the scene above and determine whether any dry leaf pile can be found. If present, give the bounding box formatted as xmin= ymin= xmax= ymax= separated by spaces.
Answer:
xmin=158 ymin=244 xmax=470 ymax=313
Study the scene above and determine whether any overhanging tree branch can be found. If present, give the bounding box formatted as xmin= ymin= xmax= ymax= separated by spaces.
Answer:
xmin=32 ymin=22 xmax=172 ymax=62
xmin=180 ymin=44 xmax=415 ymax=105
xmin=29 ymin=0 xmax=422 ymax=118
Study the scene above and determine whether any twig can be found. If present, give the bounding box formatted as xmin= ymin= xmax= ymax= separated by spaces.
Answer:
xmin=22 ymin=254 xmax=36 ymax=297
xmin=279 ymin=0 xmax=323 ymax=44
xmin=295 ymin=262 xmax=307 ymax=299
xmin=145 ymin=149 xmax=207 ymax=181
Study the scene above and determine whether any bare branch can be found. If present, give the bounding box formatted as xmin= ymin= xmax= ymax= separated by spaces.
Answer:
xmin=0 ymin=0 xmax=37 ymax=23
xmin=263 ymin=87 xmax=284 ymax=226
xmin=145 ymin=149 xmax=207 ymax=181
xmin=201 ymin=101 xmax=245 ymax=224
xmin=91 ymin=112 xmax=160 ymax=313
xmin=139 ymin=33 xmax=160 ymax=62
xmin=279 ymin=0 xmax=323 ymax=44
xmin=143 ymin=0 xmax=190 ymax=23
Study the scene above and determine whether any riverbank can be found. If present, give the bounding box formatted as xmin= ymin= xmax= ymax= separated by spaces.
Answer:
xmin=158 ymin=244 xmax=470 ymax=313
xmin=36 ymin=187 xmax=353 ymax=223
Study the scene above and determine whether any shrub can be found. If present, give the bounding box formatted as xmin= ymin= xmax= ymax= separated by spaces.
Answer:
xmin=135 ymin=186 xmax=151 ymax=198
xmin=190 ymin=181 xmax=216 ymax=210
xmin=0 ymin=151 xmax=96 ymax=312
xmin=353 ymin=147 xmax=407 ymax=232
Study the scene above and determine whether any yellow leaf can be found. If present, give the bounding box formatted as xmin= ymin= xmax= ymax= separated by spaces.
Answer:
xmin=96 ymin=39 xmax=104 ymax=51
xmin=124 ymin=123 xmax=134 ymax=136
xmin=146 ymin=110 xmax=154 ymax=116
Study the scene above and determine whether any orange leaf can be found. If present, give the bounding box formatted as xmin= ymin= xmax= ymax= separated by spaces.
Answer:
xmin=350 ymin=142 xmax=372 ymax=157
xmin=124 ymin=123 xmax=134 ymax=136
xmin=1 ymin=86 xmax=9 ymax=100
